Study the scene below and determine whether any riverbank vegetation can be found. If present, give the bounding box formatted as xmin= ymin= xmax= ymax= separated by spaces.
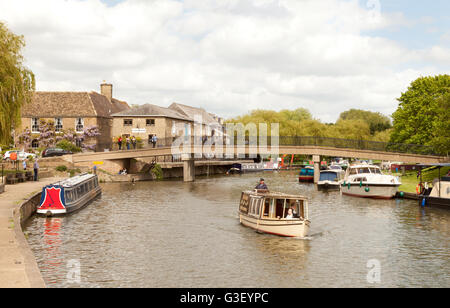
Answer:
xmin=0 ymin=22 xmax=35 ymax=146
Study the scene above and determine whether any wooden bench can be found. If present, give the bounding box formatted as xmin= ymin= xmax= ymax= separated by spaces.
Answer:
xmin=16 ymin=173 xmax=26 ymax=183
xmin=25 ymin=171 xmax=34 ymax=181
xmin=6 ymin=174 xmax=18 ymax=185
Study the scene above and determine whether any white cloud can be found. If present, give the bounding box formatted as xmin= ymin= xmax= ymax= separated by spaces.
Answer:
xmin=0 ymin=0 xmax=448 ymax=122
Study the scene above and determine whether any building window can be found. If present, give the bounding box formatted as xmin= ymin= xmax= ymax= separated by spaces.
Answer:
xmin=146 ymin=119 xmax=155 ymax=126
xmin=55 ymin=118 xmax=63 ymax=132
xmin=123 ymin=119 xmax=133 ymax=126
xmin=31 ymin=118 xmax=40 ymax=133
xmin=31 ymin=139 xmax=39 ymax=149
xmin=76 ymin=118 xmax=84 ymax=133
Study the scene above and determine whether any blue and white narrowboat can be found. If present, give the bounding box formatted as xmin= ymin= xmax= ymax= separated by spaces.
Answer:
xmin=37 ymin=173 xmax=101 ymax=216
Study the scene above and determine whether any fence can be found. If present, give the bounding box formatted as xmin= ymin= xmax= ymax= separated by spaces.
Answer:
xmin=103 ymin=136 xmax=439 ymax=156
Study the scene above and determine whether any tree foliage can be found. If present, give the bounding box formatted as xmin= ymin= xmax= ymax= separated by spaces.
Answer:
xmin=339 ymin=109 xmax=392 ymax=135
xmin=0 ymin=22 xmax=35 ymax=145
xmin=390 ymin=75 xmax=450 ymax=154
xmin=227 ymin=108 xmax=391 ymax=141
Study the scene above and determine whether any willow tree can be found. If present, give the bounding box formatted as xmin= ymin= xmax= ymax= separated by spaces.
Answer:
xmin=0 ymin=22 xmax=35 ymax=145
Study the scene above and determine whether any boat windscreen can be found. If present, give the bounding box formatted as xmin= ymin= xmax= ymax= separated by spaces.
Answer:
xmin=319 ymin=172 xmax=337 ymax=181
xmin=370 ymin=168 xmax=382 ymax=174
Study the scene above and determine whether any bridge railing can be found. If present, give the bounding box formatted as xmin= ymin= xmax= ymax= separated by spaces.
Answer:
xmin=107 ymin=136 xmax=439 ymax=156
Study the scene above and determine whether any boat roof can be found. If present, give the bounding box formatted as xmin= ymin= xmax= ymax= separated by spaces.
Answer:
xmin=243 ymin=190 xmax=307 ymax=200
xmin=349 ymin=164 xmax=380 ymax=168
xmin=52 ymin=173 xmax=97 ymax=188
xmin=417 ymin=163 xmax=450 ymax=168
xmin=321 ymin=169 xmax=341 ymax=173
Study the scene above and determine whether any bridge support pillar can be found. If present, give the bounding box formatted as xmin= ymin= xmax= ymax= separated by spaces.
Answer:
xmin=313 ymin=155 xmax=320 ymax=184
xmin=182 ymin=155 xmax=195 ymax=182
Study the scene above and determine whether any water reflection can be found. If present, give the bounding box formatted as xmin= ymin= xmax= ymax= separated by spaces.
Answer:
xmin=24 ymin=171 xmax=450 ymax=287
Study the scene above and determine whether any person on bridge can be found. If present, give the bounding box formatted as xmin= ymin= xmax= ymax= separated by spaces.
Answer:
xmin=255 ymin=178 xmax=268 ymax=190
xmin=152 ymin=135 xmax=158 ymax=148
xmin=118 ymin=136 xmax=123 ymax=150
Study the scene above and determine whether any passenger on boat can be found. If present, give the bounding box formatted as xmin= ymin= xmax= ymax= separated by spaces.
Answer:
xmin=285 ymin=208 xmax=294 ymax=219
xmin=255 ymin=178 xmax=268 ymax=190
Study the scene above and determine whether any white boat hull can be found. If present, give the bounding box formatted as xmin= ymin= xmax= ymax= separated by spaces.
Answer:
xmin=317 ymin=180 xmax=341 ymax=191
xmin=341 ymin=184 xmax=399 ymax=199
xmin=240 ymin=214 xmax=310 ymax=238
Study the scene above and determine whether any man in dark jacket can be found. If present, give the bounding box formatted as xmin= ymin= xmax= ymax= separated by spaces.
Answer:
xmin=255 ymin=178 xmax=268 ymax=190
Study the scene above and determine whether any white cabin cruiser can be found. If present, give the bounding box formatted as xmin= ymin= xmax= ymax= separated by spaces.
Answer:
xmin=317 ymin=168 xmax=344 ymax=191
xmin=341 ymin=164 xmax=401 ymax=199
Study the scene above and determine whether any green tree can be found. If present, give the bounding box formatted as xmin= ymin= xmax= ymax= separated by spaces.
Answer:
xmin=0 ymin=22 xmax=35 ymax=145
xmin=429 ymin=92 xmax=450 ymax=155
xmin=339 ymin=109 xmax=391 ymax=135
xmin=390 ymin=75 xmax=450 ymax=154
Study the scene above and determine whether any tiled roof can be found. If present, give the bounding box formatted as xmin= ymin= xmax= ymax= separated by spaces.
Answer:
xmin=169 ymin=103 xmax=221 ymax=126
xmin=111 ymin=103 xmax=192 ymax=121
xmin=22 ymin=91 xmax=130 ymax=118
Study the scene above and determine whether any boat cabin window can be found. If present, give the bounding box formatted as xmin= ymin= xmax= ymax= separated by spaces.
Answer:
xmin=249 ymin=197 xmax=263 ymax=217
xmin=370 ymin=168 xmax=382 ymax=174
xmin=358 ymin=168 xmax=370 ymax=174
xmin=284 ymin=199 xmax=303 ymax=219
xmin=353 ymin=177 xmax=368 ymax=182
xmin=350 ymin=168 xmax=358 ymax=175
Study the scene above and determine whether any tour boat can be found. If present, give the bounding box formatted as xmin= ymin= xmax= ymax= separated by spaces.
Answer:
xmin=317 ymin=169 xmax=343 ymax=191
xmin=298 ymin=166 xmax=314 ymax=182
xmin=238 ymin=189 xmax=310 ymax=238
xmin=341 ymin=164 xmax=401 ymax=199
xmin=37 ymin=173 xmax=101 ymax=216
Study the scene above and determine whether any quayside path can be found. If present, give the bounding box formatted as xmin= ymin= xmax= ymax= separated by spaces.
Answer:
xmin=0 ymin=177 xmax=62 ymax=288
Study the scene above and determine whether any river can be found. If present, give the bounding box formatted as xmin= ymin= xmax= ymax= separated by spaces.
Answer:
xmin=24 ymin=171 xmax=450 ymax=287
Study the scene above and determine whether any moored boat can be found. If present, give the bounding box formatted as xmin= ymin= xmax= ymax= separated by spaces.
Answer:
xmin=317 ymin=169 xmax=343 ymax=191
xmin=418 ymin=164 xmax=450 ymax=209
xmin=37 ymin=173 xmax=101 ymax=216
xmin=238 ymin=189 xmax=310 ymax=238
xmin=341 ymin=163 xmax=400 ymax=199
xmin=298 ymin=166 xmax=314 ymax=183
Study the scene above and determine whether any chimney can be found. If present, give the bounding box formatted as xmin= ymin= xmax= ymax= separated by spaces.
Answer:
xmin=100 ymin=82 xmax=113 ymax=101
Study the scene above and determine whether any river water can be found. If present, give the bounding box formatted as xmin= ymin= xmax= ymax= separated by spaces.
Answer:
xmin=24 ymin=171 xmax=450 ymax=288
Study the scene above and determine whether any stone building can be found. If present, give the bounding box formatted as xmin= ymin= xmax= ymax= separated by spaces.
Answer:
xmin=19 ymin=83 xmax=129 ymax=151
xmin=111 ymin=104 xmax=194 ymax=147
xmin=168 ymin=103 xmax=224 ymax=137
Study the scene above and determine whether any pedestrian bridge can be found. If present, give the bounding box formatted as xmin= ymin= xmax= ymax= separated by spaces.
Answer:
xmin=70 ymin=136 xmax=448 ymax=181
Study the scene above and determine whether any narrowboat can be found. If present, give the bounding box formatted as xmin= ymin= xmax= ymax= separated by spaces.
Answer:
xmin=37 ymin=173 xmax=101 ymax=216
xmin=238 ymin=189 xmax=310 ymax=238
xmin=241 ymin=163 xmax=264 ymax=173
xmin=227 ymin=163 xmax=242 ymax=174
xmin=418 ymin=164 xmax=450 ymax=210
xmin=298 ymin=166 xmax=314 ymax=182
xmin=341 ymin=164 xmax=401 ymax=199
xmin=317 ymin=169 xmax=343 ymax=191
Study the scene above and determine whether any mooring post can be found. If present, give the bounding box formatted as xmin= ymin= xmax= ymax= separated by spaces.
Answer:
xmin=182 ymin=154 xmax=195 ymax=182
xmin=313 ymin=155 xmax=320 ymax=184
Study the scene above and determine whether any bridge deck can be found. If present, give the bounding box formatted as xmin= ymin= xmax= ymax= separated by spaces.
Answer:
xmin=71 ymin=145 xmax=448 ymax=164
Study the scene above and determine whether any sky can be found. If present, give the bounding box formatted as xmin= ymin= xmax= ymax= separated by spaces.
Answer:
xmin=1 ymin=0 xmax=449 ymax=122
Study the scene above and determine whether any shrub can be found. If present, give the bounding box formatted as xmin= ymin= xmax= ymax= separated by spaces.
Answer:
xmin=56 ymin=165 xmax=68 ymax=172
xmin=151 ymin=164 xmax=163 ymax=180
xmin=56 ymin=140 xmax=82 ymax=153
